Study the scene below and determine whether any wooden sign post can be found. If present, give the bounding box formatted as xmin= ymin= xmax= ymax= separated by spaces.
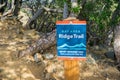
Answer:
xmin=56 ymin=19 xmax=86 ymax=80
xmin=64 ymin=60 xmax=79 ymax=80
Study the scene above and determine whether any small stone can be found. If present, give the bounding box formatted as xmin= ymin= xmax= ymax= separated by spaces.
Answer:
xmin=94 ymin=45 xmax=99 ymax=50
xmin=43 ymin=53 xmax=54 ymax=60
xmin=104 ymin=51 xmax=115 ymax=60
xmin=0 ymin=67 xmax=4 ymax=72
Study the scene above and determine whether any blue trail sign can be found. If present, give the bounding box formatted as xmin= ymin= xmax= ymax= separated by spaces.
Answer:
xmin=56 ymin=20 xmax=86 ymax=60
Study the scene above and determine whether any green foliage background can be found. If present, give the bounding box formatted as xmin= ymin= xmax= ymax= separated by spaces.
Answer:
xmin=21 ymin=0 xmax=120 ymax=45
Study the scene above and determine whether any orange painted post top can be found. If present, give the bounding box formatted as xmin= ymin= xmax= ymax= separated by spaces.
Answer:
xmin=56 ymin=20 xmax=86 ymax=24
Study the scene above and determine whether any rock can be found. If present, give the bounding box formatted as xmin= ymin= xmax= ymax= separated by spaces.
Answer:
xmin=86 ymin=54 xmax=97 ymax=64
xmin=104 ymin=51 xmax=115 ymax=60
xmin=43 ymin=53 xmax=54 ymax=60
xmin=18 ymin=11 xmax=29 ymax=26
xmin=45 ymin=73 xmax=56 ymax=80
xmin=0 ymin=67 xmax=4 ymax=72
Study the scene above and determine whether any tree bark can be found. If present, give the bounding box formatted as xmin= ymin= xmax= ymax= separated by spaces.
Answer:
xmin=114 ymin=23 xmax=120 ymax=66
xmin=71 ymin=0 xmax=78 ymax=8
xmin=77 ymin=0 xmax=86 ymax=20
xmin=1 ymin=0 xmax=22 ymax=17
xmin=63 ymin=2 xmax=69 ymax=19
xmin=25 ymin=8 xmax=45 ymax=29
xmin=14 ymin=0 xmax=22 ymax=16
xmin=42 ymin=6 xmax=63 ymax=13
xmin=113 ymin=0 xmax=120 ymax=66
xmin=25 ymin=6 xmax=62 ymax=29
xmin=2 ymin=0 xmax=15 ymax=17
xmin=0 ymin=0 xmax=6 ymax=13
xmin=0 ymin=2 xmax=6 ymax=9
xmin=17 ymin=30 xmax=56 ymax=58
xmin=70 ymin=0 xmax=78 ymax=17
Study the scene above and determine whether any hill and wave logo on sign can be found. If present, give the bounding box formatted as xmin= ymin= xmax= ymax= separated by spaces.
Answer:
xmin=58 ymin=43 xmax=86 ymax=50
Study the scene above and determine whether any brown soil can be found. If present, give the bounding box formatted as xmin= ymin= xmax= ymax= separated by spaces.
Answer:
xmin=0 ymin=19 xmax=120 ymax=80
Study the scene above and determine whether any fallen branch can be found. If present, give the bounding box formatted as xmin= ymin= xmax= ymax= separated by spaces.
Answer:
xmin=17 ymin=30 xmax=56 ymax=58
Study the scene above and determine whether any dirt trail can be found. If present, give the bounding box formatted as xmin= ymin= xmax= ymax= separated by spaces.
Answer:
xmin=0 ymin=20 xmax=50 ymax=80
xmin=0 ymin=19 xmax=120 ymax=80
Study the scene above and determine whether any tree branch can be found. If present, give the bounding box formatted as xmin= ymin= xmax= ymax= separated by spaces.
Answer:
xmin=0 ymin=2 xmax=6 ymax=9
xmin=42 ymin=6 xmax=63 ymax=13
xmin=25 ymin=8 xmax=45 ymax=28
xmin=2 ymin=0 xmax=15 ymax=17
xmin=25 ymin=6 xmax=63 ymax=29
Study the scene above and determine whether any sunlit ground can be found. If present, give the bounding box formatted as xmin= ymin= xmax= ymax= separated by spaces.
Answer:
xmin=0 ymin=19 xmax=120 ymax=80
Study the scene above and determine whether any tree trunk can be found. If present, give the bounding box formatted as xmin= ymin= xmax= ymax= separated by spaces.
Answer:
xmin=14 ymin=0 xmax=22 ymax=16
xmin=113 ymin=0 xmax=120 ymax=67
xmin=70 ymin=0 xmax=78 ymax=17
xmin=0 ymin=2 xmax=6 ymax=9
xmin=1 ymin=0 xmax=22 ymax=17
xmin=114 ymin=23 xmax=120 ymax=66
xmin=0 ymin=0 xmax=6 ymax=13
xmin=17 ymin=30 xmax=56 ymax=58
xmin=71 ymin=0 xmax=78 ymax=8
xmin=25 ymin=8 xmax=45 ymax=29
xmin=77 ymin=0 xmax=86 ymax=20
xmin=63 ymin=2 xmax=69 ymax=19
xmin=24 ymin=6 xmax=63 ymax=29
xmin=2 ymin=0 xmax=15 ymax=17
